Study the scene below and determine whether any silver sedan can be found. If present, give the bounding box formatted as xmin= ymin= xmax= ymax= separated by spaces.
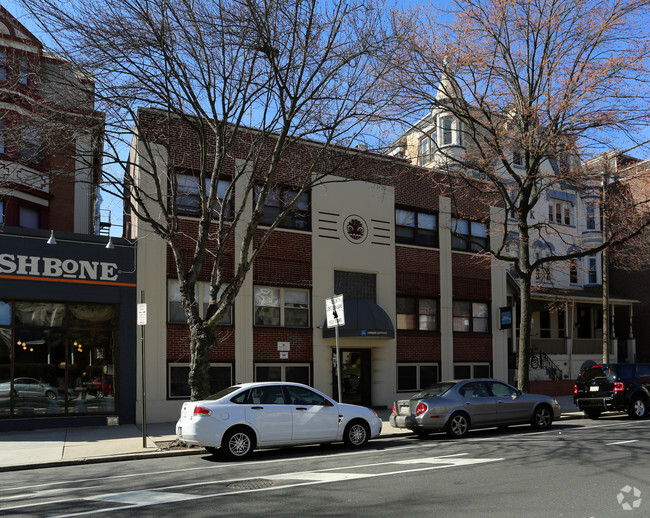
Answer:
xmin=390 ymin=379 xmax=561 ymax=439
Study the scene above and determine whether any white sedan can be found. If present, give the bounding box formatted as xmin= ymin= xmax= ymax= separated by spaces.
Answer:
xmin=176 ymin=382 xmax=382 ymax=459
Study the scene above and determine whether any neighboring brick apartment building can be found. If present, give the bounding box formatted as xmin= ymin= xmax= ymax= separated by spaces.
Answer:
xmin=0 ymin=8 xmax=136 ymax=432
xmin=129 ymin=108 xmax=507 ymax=423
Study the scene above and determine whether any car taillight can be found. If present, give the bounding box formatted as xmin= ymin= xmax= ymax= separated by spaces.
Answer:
xmin=193 ymin=406 xmax=212 ymax=415
xmin=392 ymin=403 xmax=396 ymax=416
xmin=416 ymin=402 xmax=428 ymax=416
xmin=574 ymin=384 xmax=578 ymax=395
xmin=614 ymin=382 xmax=625 ymax=393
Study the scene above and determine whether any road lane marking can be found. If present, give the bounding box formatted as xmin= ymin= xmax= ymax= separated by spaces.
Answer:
xmin=606 ymin=440 xmax=639 ymax=445
xmin=46 ymin=455 xmax=504 ymax=517
xmin=91 ymin=490 xmax=198 ymax=505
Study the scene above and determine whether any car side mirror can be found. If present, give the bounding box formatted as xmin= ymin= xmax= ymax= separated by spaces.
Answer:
xmin=515 ymin=390 xmax=522 ymax=398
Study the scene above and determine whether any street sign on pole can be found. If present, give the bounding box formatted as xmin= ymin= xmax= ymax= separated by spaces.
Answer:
xmin=326 ymin=295 xmax=345 ymax=327
xmin=137 ymin=303 xmax=147 ymax=326
xmin=326 ymin=295 xmax=344 ymax=403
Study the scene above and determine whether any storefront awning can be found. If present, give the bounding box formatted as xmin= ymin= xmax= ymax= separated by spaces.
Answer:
xmin=322 ymin=298 xmax=394 ymax=339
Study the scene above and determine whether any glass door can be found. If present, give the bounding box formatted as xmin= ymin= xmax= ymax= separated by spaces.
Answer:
xmin=333 ymin=349 xmax=371 ymax=406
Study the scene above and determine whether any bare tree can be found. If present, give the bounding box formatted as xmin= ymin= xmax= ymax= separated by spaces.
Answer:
xmin=384 ymin=0 xmax=650 ymax=390
xmin=21 ymin=0 xmax=400 ymax=399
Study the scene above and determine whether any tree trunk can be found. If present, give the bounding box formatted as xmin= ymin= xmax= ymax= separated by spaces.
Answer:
xmin=188 ymin=323 xmax=216 ymax=400
xmin=517 ymin=272 xmax=533 ymax=393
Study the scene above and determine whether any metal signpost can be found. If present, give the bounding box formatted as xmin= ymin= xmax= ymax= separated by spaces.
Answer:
xmin=326 ymin=295 xmax=345 ymax=403
xmin=137 ymin=295 xmax=147 ymax=448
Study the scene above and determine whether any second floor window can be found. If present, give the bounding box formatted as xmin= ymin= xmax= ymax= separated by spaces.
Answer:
xmin=418 ymin=135 xmax=434 ymax=165
xmin=548 ymin=200 xmax=572 ymax=226
xmin=397 ymin=296 xmax=438 ymax=331
xmin=254 ymin=286 xmax=310 ymax=327
xmin=586 ymin=204 xmax=596 ymax=230
xmin=168 ymin=280 xmax=232 ymax=325
xmin=570 ymin=259 xmax=578 ymax=284
xmin=18 ymin=58 xmax=29 ymax=85
xmin=588 ymin=257 xmax=598 ymax=284
xmin=395 ymin=209 xmax=438 ymax=247
xmin=175 ymin=172 xmax=233 ymax=219
xmin=255 ymin=186 xmax=310 ymax=230
xmin=453 ymin=301 xmax=489 ymax=333
xmin=451 ymin=218 xmax=488 ymax=252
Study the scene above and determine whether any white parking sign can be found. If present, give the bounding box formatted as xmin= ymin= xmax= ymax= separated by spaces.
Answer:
xmin=326 ymin=295 xmax=344 ymax=328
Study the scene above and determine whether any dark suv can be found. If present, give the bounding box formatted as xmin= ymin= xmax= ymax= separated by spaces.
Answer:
xmin=574 ymin=363 xmax=650 ymax=419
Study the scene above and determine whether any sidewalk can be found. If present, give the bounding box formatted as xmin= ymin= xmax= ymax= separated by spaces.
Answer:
xmin=0 ymin=396 xmax=581 ymax=472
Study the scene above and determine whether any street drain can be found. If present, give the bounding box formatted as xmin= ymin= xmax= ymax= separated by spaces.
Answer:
xmin=226 ymin=479 xmax=275 ymax=490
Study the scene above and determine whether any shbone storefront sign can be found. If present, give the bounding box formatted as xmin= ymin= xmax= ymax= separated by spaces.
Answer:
xmin=0 ymin=254 xmax=120 ymax=282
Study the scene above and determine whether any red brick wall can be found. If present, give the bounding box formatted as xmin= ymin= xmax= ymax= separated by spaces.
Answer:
xmin=167 ymin=325 xmax=236 ymax=362
xmin=253 ymin=328 xmax=313 ymax=362
xmin=397 ymin=333 xmax=441 ymax=362
xmin=253 ymin=230 xmax=312 ymax=287
xmin=453 ymin=334 xmax=492 ymax=362
xmin=452 ymin=253 xmax=491 ymax=299
xmin=396 ymin=247 xmax=440 ymax=295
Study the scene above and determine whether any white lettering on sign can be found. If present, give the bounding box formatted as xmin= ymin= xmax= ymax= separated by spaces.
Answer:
xmin=0 ymin=254 xmax=120 ymax=282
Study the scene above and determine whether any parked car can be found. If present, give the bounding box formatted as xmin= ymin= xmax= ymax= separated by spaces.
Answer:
xmin=86 ymin=376 xmax=114 ymax=398
xmin=0 ymin=377 xmax=73 ymax=400
xmin=574 ymin=363 xmax=650 ymax=419
xmin=390 ymin=379 xmax=560 ymax=439
xmin=176 ymin=381 xmax=382 ymax=459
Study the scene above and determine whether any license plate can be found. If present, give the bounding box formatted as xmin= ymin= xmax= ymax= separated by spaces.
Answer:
xmin=589 ymin=386 xmax=599 ymax=392
xmin=400 ymin=405 xmax=409 ymax=414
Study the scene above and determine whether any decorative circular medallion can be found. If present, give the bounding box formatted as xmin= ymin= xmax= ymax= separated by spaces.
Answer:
xmin=343 ymin=215 xmax=368 ymax=244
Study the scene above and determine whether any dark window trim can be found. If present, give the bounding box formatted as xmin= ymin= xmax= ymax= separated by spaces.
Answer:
xmin=452 ymin=300 xmax=491 ymax=333
xmin=395 ymin=207 xmax=439 ymax=248
xmin=396 ymin=295 xmax=439 ymax=332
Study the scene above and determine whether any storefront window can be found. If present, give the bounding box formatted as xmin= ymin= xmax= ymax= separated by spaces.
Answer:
xmin=0 ymin=300 xmax=118 ymax=419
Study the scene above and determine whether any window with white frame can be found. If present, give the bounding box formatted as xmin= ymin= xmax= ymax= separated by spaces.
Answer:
xmin=397 ymin=364 xmax=439 ymax=392
xmin=548 ymin=200 xmax=572 ymax=226
xmin=396 ymin=296 xmax=438 ymax=331
xmin=570 ymin=259 xmax=578 ymax=284
xmin=586 ymin=203 xmax=596 ymax=230
xmin=453 ymin=301 xmax=489 ymax=332
xmin=588 ymin=256 xmax=598 ymax=284
xmin=454 ymin=363 xmax=491 ymax=379
xmin=513 ymin=148 xmax=524 ymax=167
xmin=167 ymin=279 xmax=232 ymax=325
xmin=395 ymin=208 xmax=438 ymax=247
xmin=451 ymin=218 xmax=489 ymax=252
xmin=168 ymin=363 xmax=232 ymax=399
xmin=418 ymin=134 xmax=434 ymax=165
xmin=441 ymin=117 xmax=453 ymax=146
xmin=255 ymin=363 xmax=310 ymax=384
xmin=175 ymin=172 xmax=233 ymax=219
xmin=254 ymin=286 xmax=310 ymax=327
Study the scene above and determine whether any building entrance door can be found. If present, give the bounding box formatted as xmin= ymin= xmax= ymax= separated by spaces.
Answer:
xmin=333 ymin=349 xmax=371 ymax=406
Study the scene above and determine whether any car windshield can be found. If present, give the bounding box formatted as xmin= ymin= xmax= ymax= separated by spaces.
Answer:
xmin=205 ymin=385 xmax=242 ymax=401
xmin=411 ymin=382 xmax=455 ymax=399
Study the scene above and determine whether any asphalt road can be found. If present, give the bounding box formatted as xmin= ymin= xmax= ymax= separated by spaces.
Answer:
xmin=1 ymin=415 xmax=649 ymax=518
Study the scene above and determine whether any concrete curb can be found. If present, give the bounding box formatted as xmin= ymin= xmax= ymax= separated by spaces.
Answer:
xmin=0 ymin=412 xmax=586 ymax=473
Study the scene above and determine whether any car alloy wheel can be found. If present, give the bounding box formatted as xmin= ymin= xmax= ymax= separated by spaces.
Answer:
xmin=531 ymin=405 xmax=552 ymax=430
xmin=46 ymin=390 xmax=57 ymax=400
xmin=446 ymin=412 xmax=469 ymax=439
xmin=221 ymin=428 xmax=255 ymax=460
xmin=628 ymin=397 xmax=648 ymax=420
xmin=344 ymin=420 xmax=369 ymax=448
